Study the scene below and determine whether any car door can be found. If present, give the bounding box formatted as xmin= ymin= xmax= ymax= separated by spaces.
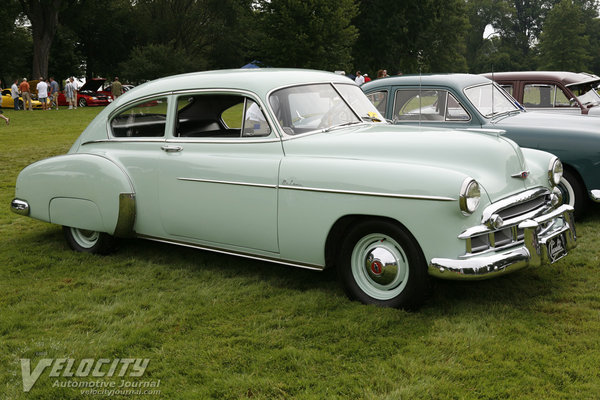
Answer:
xmin=157 ymin=91 xmax=282 ymax=253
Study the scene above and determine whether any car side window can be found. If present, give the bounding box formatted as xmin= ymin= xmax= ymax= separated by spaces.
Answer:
xmin=366 ymin=91 xmax=388 ymax=115
xmin=110 ymin=98 xmax=168 ymax=137
xmin=523 ymin=84 xmax=572 ymax=108
xmin=175 ymin=94 xmax=271 ymax=138
xmin=554 ymin=87 xmax=571 ymax=107
xmin=393 ymin=89 xmax=469 ymax=122
xmin=445 ymin=93 xmax=470 ymax=121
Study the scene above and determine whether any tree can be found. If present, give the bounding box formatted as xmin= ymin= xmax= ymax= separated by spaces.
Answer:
xmin=252 ymin=0 xmax=359 ymax=71
xmin=57 ymin=0 xmax=136 ymax=80
xmin=119 ymin=43 xmax=197 ymax=83
xmin=352 ymin=0 xmax=469 ymax=75
xmin=0 ymin=0 xmax=32 ymax=82
xmin=19 ymin=0 xmax=63 ymax=78
xmin=537 ymin=0 xmax=594 ymax=71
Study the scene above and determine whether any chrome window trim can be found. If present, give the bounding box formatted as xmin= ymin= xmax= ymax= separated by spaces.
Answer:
xmin=106 ymin=89 xmax=280 ymax=141
xmin=266 ymin=81 xmax=383 ymax=139
xmin=462 ymin=81 xmax=520 ymax=120
xmin=82 ymin=138 xmax=167 ymax=145
xmin=391 ymin=88 xmax=473 ymax=124
xmin=107 ymin=95 xmax=171 ymax=139
xmin=166 ymin=137 xmax=282 ymax=145
xmin=172 ymin=89 xmax=279 ymax=140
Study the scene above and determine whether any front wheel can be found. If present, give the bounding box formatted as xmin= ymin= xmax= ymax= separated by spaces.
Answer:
xmin=78 ymin=98 xmax=87 ymax=107
xmin=558 ymin=169 xmax=587 ymax=219
xmin=337 ymin=220 xmax=429 ymax=309
xmin=63 ymin=226 xmax=116 ymax=254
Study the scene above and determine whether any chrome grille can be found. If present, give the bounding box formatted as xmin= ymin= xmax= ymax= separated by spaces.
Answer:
xmin=462 ymin=188 xmax=553 ymax=256
xmin=497 ymin=196 xmax=547 ymax=220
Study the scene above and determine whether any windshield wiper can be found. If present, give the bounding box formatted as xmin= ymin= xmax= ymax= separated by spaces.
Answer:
xmin=322 ymin=121 xmax=364 ymax=132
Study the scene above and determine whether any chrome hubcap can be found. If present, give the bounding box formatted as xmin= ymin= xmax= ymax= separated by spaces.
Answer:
xmin=351 ymin=233 xmax=409 ymax=300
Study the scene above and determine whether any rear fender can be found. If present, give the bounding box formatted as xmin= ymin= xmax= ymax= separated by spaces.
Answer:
xmin=14 ymin=154 xmax=135 ymax=236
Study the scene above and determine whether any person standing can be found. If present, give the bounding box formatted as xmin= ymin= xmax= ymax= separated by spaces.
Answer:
xmin=37 ymin=77 xmax=49 ymax=110
xmin=355 ymin=71 xmax=365 ymax=85
xmin=49 ymin=77 xmax=59 ymax=110
xmin=11 ymin=79 xmax=20 ymax=110
xmin=72 ymin=78 xmax=79 ymax=108
xmin=0 ymin=80 xmax=8 ymax=124
xmin=64 ymin=78 xmax=75 ymax=109
xmin=111 ymin=76 xmax=123 ymax=100
xmin=19 ymin=78 xmax=32 ymax=111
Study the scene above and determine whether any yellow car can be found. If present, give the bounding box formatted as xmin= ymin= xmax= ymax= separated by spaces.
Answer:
xmin=1 ymin=89 xmax=43 ymax=109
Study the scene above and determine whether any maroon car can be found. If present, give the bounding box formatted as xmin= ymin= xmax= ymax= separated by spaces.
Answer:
xmin=57 ymin=78 xmax=112 ymax=107
xmin=483 ymin=71 xmax=600 ymax=117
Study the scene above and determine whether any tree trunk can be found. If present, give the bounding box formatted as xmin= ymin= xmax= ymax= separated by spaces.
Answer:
xmin=20 ymin=0 xmax=62 ymax=78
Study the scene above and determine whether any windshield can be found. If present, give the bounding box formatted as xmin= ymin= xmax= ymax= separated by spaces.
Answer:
xmin=269 ymin=83 xmax=385 ymax=135
xmin=464 ymin=83 xmax=520 ymax=118
xmin=570 ymin=82 xmax=600 ymax=105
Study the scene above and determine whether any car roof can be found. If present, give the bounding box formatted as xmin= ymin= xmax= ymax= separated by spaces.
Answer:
xmin=361 ymin=73 xmax=492 ymax=91
xmin=128 ymin=69 xmax=355 ymax=100
xmin=482 ymin=71 xmax=600 ymax=86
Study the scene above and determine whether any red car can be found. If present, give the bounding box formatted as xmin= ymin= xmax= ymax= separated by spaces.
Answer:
xmin=58 ymin=78 xmax=112 ymax=107
xmin=100 ymin=84 xmax=135 ymax=100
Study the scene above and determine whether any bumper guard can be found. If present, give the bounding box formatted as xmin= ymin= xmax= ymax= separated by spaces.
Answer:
xmin=429 ymin=204 xmax=576 ymax=279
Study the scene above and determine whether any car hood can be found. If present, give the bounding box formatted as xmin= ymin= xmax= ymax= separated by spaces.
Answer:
xmin=281 ymin=124 xmax=535 ymax=203
xmin=79 ymin=79 xmax=106 ymax=93
xmin=491 ymin=110 xmax=599 ymax=136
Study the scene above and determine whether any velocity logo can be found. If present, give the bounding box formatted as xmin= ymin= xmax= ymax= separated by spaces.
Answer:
xmin=20 ymin=358 xmax=150 ymax=392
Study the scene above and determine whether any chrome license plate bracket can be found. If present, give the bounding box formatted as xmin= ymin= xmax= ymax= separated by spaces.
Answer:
xmin=547 ymin=231 xmax=567 ymax=263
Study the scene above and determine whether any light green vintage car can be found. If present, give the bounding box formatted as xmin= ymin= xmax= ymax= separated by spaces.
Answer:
xmin=11 ymin=69 xmax=576 ymax=308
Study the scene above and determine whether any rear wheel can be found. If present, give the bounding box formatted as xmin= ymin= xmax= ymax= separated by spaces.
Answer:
xmin=558 ymin=169 xmax=587 ymax=219
xmin=63 ymin=226 xmax=115 ymax=254
xmin=337 ymin=220 xmax=429 ymax=309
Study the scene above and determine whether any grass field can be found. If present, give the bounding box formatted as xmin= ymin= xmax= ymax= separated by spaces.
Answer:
xmin=1 ymin=107 xmax=600 ymax=399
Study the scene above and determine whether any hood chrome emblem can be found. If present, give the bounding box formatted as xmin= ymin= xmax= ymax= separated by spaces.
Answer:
xmin=511 ymin=170 xmax=530 ymax=179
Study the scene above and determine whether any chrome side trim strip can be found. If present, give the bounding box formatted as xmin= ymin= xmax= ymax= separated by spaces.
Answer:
xmin=279 ymin=185 xmax=456 ymax=201
xmin=176 ymin=178 xmax=454 ymax=201
xmin=591 ymin=189 xmax=600 ymax=202
xmin=113 ymin=193 xmax=136 ymax=237
xmin=177 ymin=177 xmax=277 ymax=189
xmin=137 ymin=234 xmax=324 ymax=271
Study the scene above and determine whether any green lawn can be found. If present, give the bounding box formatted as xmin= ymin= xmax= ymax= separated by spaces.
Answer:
xmin=1 ymin=107 xmax=600 ymax=399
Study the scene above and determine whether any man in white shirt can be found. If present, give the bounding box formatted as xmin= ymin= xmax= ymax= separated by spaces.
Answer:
xmin=36 ymin=77 xmax=49 ymax=110
xmin=354 ymin=71 xmax=365 ymax=85
xmin=11 ymin=79 xmax=20 ymax=110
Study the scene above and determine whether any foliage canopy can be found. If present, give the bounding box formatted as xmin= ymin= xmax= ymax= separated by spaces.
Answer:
xmin=1 ymin=0 xmax=599 ymax=85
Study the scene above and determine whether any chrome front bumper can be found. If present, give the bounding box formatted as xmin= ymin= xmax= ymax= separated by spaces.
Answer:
xmin=591 ymin=189 xmax=600 ymax=202
xmin=429 ymin=204 xmax=576 ymax=279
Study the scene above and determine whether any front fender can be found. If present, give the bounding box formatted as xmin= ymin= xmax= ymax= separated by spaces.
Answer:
xmin=14 ymin=154 xmax=135 ymax=236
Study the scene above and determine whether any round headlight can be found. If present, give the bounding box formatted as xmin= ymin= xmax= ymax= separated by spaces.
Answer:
xmin=549 ymin=158 xmax=563 ymax=186
xmin=459 ymin=178 xmax=481 ymax=215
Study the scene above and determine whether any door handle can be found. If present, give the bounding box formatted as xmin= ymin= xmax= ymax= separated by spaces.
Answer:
xmin=161 ymin=145 xmax=183 ymax=152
